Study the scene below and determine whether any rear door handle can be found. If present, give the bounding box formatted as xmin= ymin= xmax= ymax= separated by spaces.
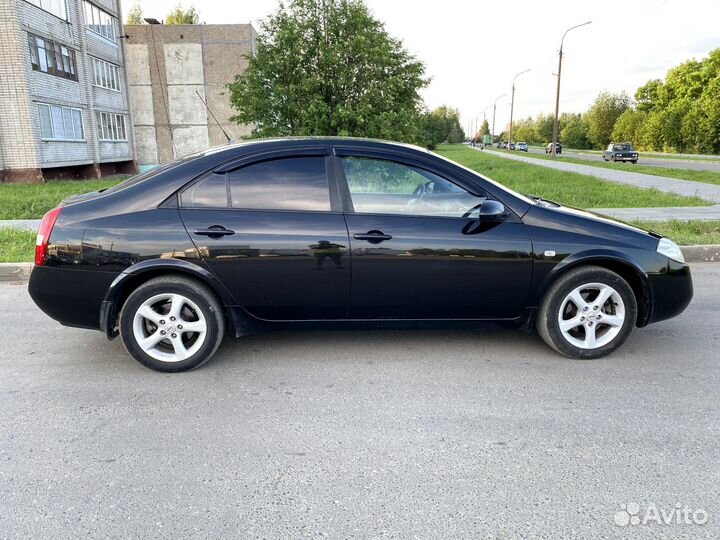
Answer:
xmin=353 ymin=230 xmax=392 ymax=244
xmin=193 ymin=226 xmax=235 ymax=237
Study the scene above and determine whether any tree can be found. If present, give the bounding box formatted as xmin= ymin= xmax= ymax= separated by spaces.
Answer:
xmin=165 ymin=4 xmax=200 ymax=24
xmin=586 ymin=91 xmax=632 ymax=148
xmin=611 ymin=109 xmax=646 ymax=147
xmin=478 ymin=119 xmax=490 ymax=138
xmin=126 ymin=2 xmax=143 ymax=24
xmin=560 ymin=114 xmax=591 ymax=149
xmin=227 ymin=0 xmax=428 ymax=144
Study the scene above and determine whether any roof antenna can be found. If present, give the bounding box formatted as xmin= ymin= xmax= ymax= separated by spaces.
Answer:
xmin=195 ymin=90 xmax=232 ymax=144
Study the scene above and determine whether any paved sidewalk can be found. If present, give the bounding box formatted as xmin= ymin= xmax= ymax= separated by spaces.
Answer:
xmin=482 ymin=148 xmax=720 ymax=203
xmin=0 ymin=219 xmax=40 ymax=232
xmin=590 ymin=205 xmax=720 ymax=221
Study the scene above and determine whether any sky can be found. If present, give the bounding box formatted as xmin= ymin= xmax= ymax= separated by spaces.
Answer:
xmin=122 ymin=0 xmax=720 ymax=135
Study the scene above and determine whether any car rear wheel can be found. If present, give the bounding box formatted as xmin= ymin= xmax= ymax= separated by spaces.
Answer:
xmin=119 ymin=276 xmax=225 ymax=372
xmin=536 ymin=266 xmax=637 ymax=359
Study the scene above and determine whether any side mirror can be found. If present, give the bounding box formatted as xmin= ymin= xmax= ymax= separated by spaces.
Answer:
xmin=477 ymin=200 xmax=507 ymax=220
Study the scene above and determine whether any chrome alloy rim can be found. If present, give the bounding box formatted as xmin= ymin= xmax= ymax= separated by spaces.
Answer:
xmin=557 ymin=283 xmax=625 ymax=350
xmin=132 ymin=293 xmax=207 ymax=362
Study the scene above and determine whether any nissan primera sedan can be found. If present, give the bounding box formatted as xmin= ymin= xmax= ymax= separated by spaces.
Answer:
xmin=28 ymin=138 xmax=692 ymax=372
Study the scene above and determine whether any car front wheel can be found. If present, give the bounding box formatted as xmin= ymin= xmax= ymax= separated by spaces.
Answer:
xmin=119 ymin=276 xmax=225 ymax=372
xmin=536 ymin=266 xmax=637 ymax=359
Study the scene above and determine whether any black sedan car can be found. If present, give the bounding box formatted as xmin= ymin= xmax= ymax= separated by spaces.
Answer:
xmin=604 ymin=142 xmax=639 ymax=163
xmin=29 ymin=138 xmax=692 ymax=372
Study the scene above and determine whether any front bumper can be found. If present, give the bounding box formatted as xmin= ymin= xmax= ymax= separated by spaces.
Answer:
xmin=645 ymin=260 xmax=693 ymax=325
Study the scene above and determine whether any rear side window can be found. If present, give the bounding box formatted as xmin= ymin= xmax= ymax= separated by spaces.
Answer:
xmin=181 ymin=173 xmax=228 ymax=208
xmin=228 ymin=156 xmax=330 ymax=211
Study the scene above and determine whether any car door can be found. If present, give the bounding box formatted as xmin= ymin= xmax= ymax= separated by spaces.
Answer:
xmin=335 ymin=153 xmax=533 ymax=319
xmin=179 ymin=152 xmax=350 ymax=321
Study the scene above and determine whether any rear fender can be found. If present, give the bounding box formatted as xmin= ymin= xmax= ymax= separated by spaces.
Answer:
xmin=100 ymin=258 xmax=236 ymax=339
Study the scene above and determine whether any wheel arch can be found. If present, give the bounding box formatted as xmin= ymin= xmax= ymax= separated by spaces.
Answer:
xmin=100 ymin=259 xmax=236 ymax=339
xmin=537 ymin=251 xmax=652 ymax=327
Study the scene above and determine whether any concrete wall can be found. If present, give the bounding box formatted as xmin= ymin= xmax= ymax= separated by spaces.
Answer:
xmin=124 ymin=23 xmax=256 ymax=165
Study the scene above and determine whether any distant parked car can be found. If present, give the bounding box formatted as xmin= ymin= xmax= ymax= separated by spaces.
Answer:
xmin=498 ymin=141 xmax=507 ymax=149
xmin=509 ymin=143 xmax=516 ymax=150
xmin=545 ymin=142 xmax=562 ymax=154
xmin=604 ymin=143 xmax=638 ymax=163
xmin=516 ymin=142 xmax=528 ymax=152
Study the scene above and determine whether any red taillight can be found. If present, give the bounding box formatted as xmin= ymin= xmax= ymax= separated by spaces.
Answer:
xmin=35 ymin=207 xmax=62 ymax=266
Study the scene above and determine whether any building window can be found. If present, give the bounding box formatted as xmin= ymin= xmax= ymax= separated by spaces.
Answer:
xmin=38 ymin=104 xmax=85 ymax=141
xmin=26 ymin=0 xmax=67 ymax=20
xmin=96 ymin=112 xmax=127 ymax=141
xmin=83 ymin=1 xmax=116 ymax=43
xmin=28 ymin=34 xmax=78 ymax=81
xmin=91 ymin=57 xmax=120 ymax=91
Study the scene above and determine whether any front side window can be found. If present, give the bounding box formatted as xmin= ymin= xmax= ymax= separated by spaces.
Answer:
xmin=96 ymin=112 xmax=127 ymax=141
xmin=27 ymin=0 xmax=67 ymax=19
xmin=38 ymin=103 xmax=84 ymax=141
xmin=228 ymin=157 xmax=330 ymax=211
xmin=341 ymin=157 xmax=484 ymax=218
xmin=91 ymin=57 xmax=120 ymax=91
xmin=28 ymin=34 xmax=77 ymax=81
xmin=82 ymin=1 xmax=116 ymax=43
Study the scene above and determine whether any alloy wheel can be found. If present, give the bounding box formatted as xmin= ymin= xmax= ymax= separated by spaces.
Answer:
xmin=132 ymin=293 xmax=207 ymax=362
xmin=557 ymin=282 xmax=625 ymax=350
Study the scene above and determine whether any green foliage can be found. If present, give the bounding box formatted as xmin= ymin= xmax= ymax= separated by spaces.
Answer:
xmin=479 ymin=119 xmax=490 ymax=137
xmin=560 ymin=113 xmax=590 ymax=149
xmin=227 ymin=0 xmax=428 ymax=145
xmin=126 ymin=2 xmax=143 ymax=24
xmin=165 ymin=4 xmax=199 ymax=24
xmin=0 ymin=179 xmax=122 ymax=219
xmin=586 ymin=91 xmax=632 ymax=148
xmin=0 ymin=229 xmax=35 ymax=263
xmin=611 ymin=109 xmax=646 ymax=146
xmin=420 ymin=106 xmax=465 ymax=149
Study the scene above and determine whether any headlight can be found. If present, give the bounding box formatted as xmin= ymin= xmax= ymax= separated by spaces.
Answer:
xmin=657 ymin=237 xmax=685 ymax=263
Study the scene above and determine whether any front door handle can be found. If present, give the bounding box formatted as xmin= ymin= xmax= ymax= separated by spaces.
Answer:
xmin=193 ymin=226 xmax=235 ymax=238
xmin=353 ymin=230 xmax=392 ymax=244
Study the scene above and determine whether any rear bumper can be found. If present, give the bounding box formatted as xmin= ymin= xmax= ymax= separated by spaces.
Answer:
xmin=646 ymin=261 xmax=693 ymax=325
xmin=28 ymin=266 xmax=118 ymax=331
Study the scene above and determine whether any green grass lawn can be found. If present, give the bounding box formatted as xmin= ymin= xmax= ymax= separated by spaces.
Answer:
xmin=495 ymin=148 xmax=720 ymax=186
xmin=0 ymin=228 xmax=35 ymax=263
xmin=631 ymin=220 xmax=720 ymax=245
xmin=437 ymin=145 xmax=708 ymax=208
xmin=0 ymin=178 xmax=123 ymax=220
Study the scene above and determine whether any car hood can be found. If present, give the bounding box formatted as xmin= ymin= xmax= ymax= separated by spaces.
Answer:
xmin=531 ymin=200 xmax=662 ymax=242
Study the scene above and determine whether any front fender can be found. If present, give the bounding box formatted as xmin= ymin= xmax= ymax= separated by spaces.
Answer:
xmin=99 ymin=258 xmax=236 ymax=339
xmin=532 ymin=249 xmax=653 ymax=324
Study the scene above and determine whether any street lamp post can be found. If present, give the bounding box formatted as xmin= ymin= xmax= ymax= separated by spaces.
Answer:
xmin=491 ymin=93 xmax=507 ymax=146
xmin=551 ymin=21 xmax=591 ymax=156
xmin=509 ymin=69 xmax=530 ymax=149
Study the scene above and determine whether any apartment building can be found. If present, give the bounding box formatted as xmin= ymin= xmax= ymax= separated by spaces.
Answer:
xmin=123 ymin=23 xmax=256 ymax=165
xmin=0 ymin=0 xmax=135 ymax=182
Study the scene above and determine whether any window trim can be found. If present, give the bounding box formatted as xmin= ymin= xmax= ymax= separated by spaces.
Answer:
xmin=90 ymin=56 xmax=121 ymax=92
xmin=179 ymin=154 xmax=340 ymax=213
xmin=37 ymin=102 xmax=85 ymax=142
xmin=22 ymin=0 xmax=68 ymax=21
xmin=333 ymin=153 xmax=488 ymax=219
xmin=96 ymin=111 xmax=127 ymax=141
xmin=27 ymin=33 xmax=78 ymax=82
xmin=82 ymin=0 xmax=118 ymax=45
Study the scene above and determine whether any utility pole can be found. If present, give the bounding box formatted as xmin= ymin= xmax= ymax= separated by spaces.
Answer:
xmin=509 ymin=69 xmax=530 ymax=149
xmin=492 ymin=93 xmax=507 ymax=146
xmin=551 ymin=21 xmax=591 ymax=156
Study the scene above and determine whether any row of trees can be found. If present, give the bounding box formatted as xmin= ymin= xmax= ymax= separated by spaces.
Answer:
xmin=127 ymin=3 xmax=200 ymax=25
xmin=507 ymin=49 xmax=720 ymax=153
xmin=227 ymin=0 xmax=463 ymax=149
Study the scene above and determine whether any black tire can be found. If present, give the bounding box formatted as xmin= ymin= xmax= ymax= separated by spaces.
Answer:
xmin=631 ymin=160 xmax=637 ymax=164
xmin=536 ymin=265 xmax=637 ymax=359
xmin=119 ymin=276 xmax=225 ymax=372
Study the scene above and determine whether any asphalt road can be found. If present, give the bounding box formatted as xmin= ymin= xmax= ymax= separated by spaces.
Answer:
xmin=1 ymin=265 xmax=719 ymax=539
xmin=526 ymin=146 xmax=720 ymax=172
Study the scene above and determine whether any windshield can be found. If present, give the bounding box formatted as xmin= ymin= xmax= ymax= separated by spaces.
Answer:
xmin=613 ymin=144 xmax=633 ymax=151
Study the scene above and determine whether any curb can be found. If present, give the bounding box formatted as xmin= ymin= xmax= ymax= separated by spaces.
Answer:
xmin=2 ymin=246 xmax=719 ymax=284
